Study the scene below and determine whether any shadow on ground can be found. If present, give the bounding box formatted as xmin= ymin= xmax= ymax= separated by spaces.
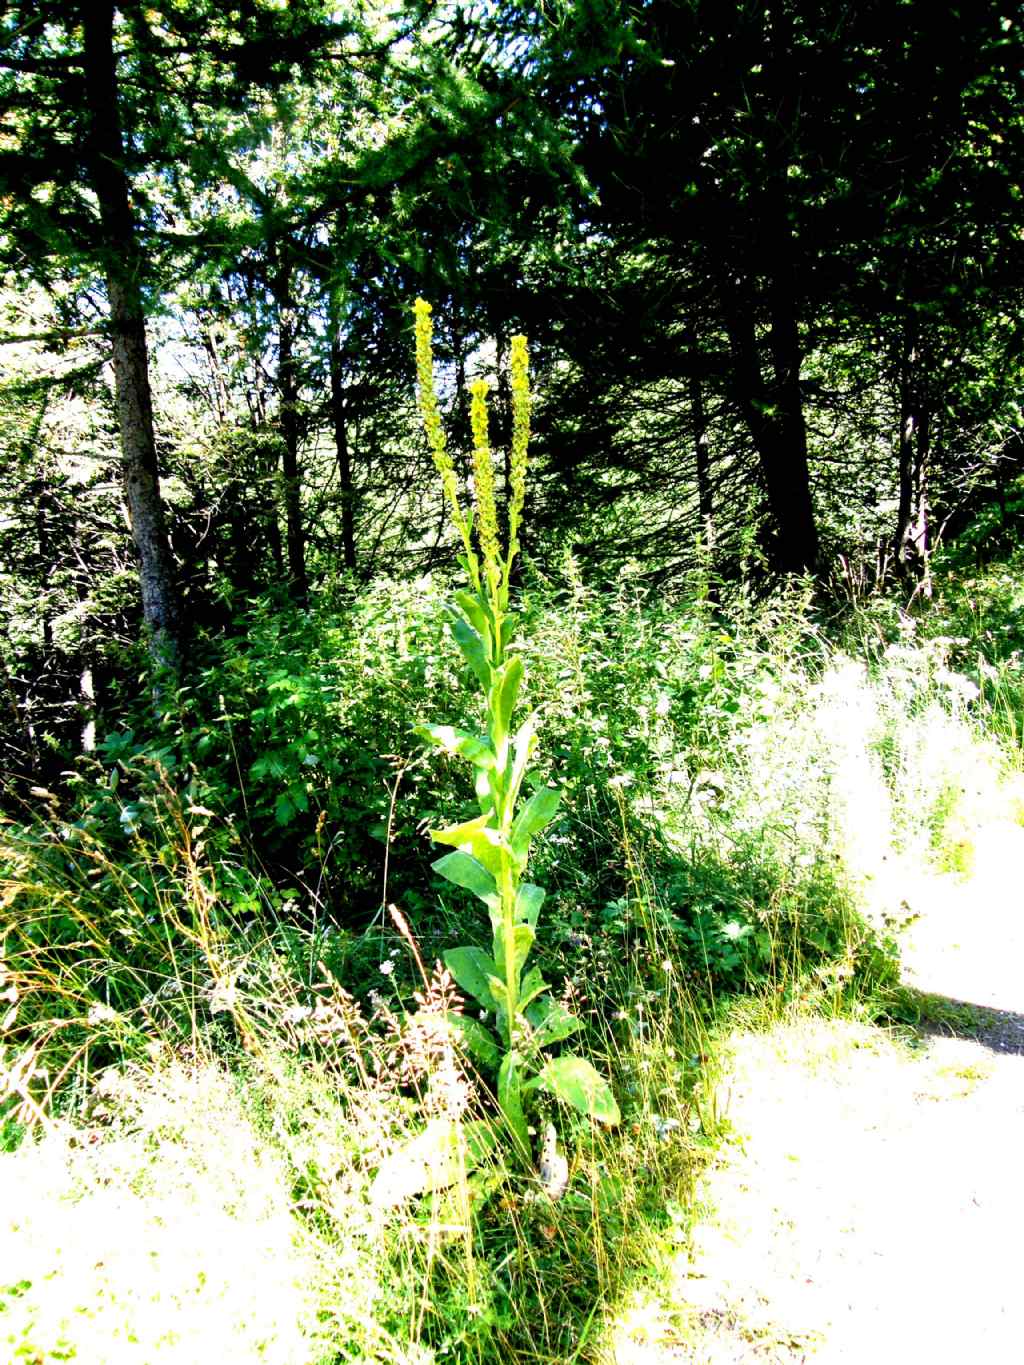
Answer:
xmin=898 ymin=986 xmax=1024 ymax=1055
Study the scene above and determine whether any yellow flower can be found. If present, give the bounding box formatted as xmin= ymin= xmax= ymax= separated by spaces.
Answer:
xmin=470 ymin=378 xmax=501 ymax=600
xmin=508 ymin=335 xmax=530 ymax=560
xmin=413 ymin=299 xmax=471 ymax=554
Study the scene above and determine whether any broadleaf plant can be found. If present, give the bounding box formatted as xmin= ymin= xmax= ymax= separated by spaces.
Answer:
xmin=412 ymin=298 xmax=619 ymax=1159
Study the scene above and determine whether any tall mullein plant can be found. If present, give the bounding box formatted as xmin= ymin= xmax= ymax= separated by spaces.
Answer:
xmin=413 ymin=299 xmax=619 ymax=1158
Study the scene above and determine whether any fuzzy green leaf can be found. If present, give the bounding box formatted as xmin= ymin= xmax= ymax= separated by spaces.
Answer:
xmin=416 ymin=724 xmax=495 ymax=768
xmin=510 ymin=787 xmax=561 ymax=857
xmin=493 ymin=656 xmax=524 ymax=747
xmin=443 ymin=946 xmax=499 ymax=1011
xmin=450 ymin=616 xmax=491 ymax=690
xmin=495 ymin=922 xmax=535 ymax=978
xmin=445 ymin=1012 xmax=501 ymax=1071
xmin=526 ymin=997 xmax=582 ymax=1049
xmin=430 ymin=813 xmax=503 ymax=878
xmin=498 ymin=1052 xmax=530 ymax=1156
xmin=475 ymin=764 xmax=497 ymax=818
xmin=432 ymin=851 xmax=499 ymax=909
xmin=370 ymin=1117 xmax=495 ymax=1208
xmin=454 ymin=590 xmax=489 ymax=638
xmin=485 ymin=973 xmax=512 ymax=1022
xmin=515 ymin=882 xmax=545 ymax=928
xmin=519 ymin=966 xmax=548 ymax=1011
xmin=536 ymin=1056 xmax=620 ymax=1125
xmin=506 ymin=713 xmax=538 ymax=816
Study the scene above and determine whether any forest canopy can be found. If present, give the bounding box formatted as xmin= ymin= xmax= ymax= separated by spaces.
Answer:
xmin=1 ymin=0 xmax=1022 ymax=792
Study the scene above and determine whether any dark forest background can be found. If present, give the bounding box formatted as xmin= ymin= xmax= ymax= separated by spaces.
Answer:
xmin=2 ymin=0 xmax=1023 ymax=903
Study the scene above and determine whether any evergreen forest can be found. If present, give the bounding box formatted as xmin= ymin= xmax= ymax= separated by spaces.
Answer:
xmin=2 ymin=3 xmax=1024 ymax=1361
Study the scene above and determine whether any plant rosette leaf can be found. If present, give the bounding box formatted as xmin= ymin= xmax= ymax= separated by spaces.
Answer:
xmin=443 ymin=946 xmax=499 ymax=1012
xmin=525 ymin=996 xmax=582 ymax=1049
xmin=370 ymin=1117 xmax=499 ymax=1209
xmin=534 ymin=1055 xmax=620 ymax=1125
xmin=497 ymin=1052 xmax=530 ymax=1156
xmin=443 ymin=1011 xmax=502 ymax=1071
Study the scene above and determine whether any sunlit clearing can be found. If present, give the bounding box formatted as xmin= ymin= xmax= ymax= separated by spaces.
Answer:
xmin=0 ymin=1062 xmax=345 ymax=1364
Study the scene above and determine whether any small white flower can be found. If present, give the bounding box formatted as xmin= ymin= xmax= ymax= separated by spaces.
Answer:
xmin=209 ymin=978 xmax=238 ymax=1014
xmin=378 ymin=960 xmax=395 ymax=977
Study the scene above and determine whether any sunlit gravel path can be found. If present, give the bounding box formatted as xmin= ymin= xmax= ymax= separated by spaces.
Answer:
xmin=669 ymin=821 xmax=1024 ymax=1364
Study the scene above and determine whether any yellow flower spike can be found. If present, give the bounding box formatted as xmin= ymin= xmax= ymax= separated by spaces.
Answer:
xmin=508 ymin=334 xmax=531 ymax=564
xmin=469 ymin=378 xmax=501 ymax=605
xmin=413 ymin=299 xmax=474 ymax=565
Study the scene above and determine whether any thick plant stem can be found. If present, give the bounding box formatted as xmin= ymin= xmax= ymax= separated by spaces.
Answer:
xmin=414 ymin=300 xmax=619 ymax=1153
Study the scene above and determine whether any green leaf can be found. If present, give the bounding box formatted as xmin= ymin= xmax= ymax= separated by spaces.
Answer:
xmin=444 ymin=1012 xmax=501 ymax=1071
xmin=492 ymin=657 xmax=524 ymax=747
xmin=536 ymin=1056 xmax=620 ymax=1125
xmin=416 ymin=724 xmax=495 ymax=768
xmin=407 ymin=1007 xmax=500 ymax=1071
xmin=370 ymin=1117 xmax=494 ymax=1208
xmin=510 ymin=787 xmax=561 ymax=858
xmin=513 ymin=923 xmax=535 ymax=974
xmin=500 ymin=614 xmax=518 ymax=652
xmin=463 ymin=1119 xmax=500 ymax=1167
xmin=485 ymin=973 xmax=512 ymax=1024
xmin=519 ymin=966 xmax=547 ymax=1011
xmin=525 ymin=997 xmax=582 ymax=1049
xmin=515 ymin=882 xmax=545 ymax=928
xmin=506 ymin=713 xmax=538 ymax=815
xmin=454 ymin=590 xmax=490 ymax=637
xmin=498 ymin=1053 xmax=530 ymax=1156
xmin=433 ymin=1167 xmax=505 ymax=1220
xmin=443 ymin=947 xmax=499 ymax=1011
xmin=475 ymin=764 xmax=497 ymax=817
xmin=430 ymin=813 xmax=504 ymax=878
xmin=432 ymin=851 xmax=499 ymax=909
xmin=450 ymin=616 xmax=491 ymax=690
xmin=495 ymin=922 xmax=535 ymax=978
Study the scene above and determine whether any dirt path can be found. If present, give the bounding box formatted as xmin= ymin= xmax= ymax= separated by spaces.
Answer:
xmin=669 ymin=821 xmax=1024 ymax=1364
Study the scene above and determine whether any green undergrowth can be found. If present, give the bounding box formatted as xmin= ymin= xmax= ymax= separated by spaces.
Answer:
xmin=3 ymin=554 xmax=1022 ymax=1362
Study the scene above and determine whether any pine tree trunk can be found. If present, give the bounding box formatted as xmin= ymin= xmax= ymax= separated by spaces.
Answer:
xmin=894 ymin=337 xmax=931 ymax=593
xmin=724 ymin=296 xmax=819 ymax=575
xmin=911 ymin=405 xmax=932 ymax=597
xmin=273 ymin=252 xmax=308 ymax=603
xmin=684 ymin=323 xmax=714 ymax=545
xmin=329 ymin=330 xmax=357 ymax=574
xmin=895 ymin=340 xmax=916 ymax=571
xmin=80 ymin=3 xmax=180 ymax=669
